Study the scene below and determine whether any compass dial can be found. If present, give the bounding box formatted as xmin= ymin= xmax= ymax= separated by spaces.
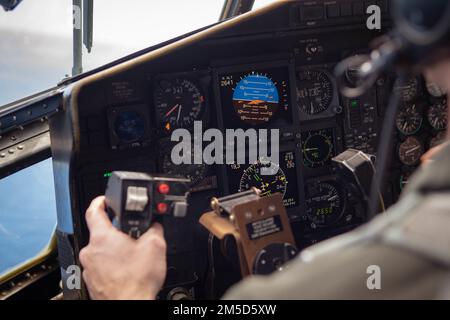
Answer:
xmin=301 ymin=129 xmax=334 ymax=168
xmin=239 ymin=161 xmax=287 ymax=198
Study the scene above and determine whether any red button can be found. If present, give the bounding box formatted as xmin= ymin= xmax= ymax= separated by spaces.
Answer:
xmin=157 ymin=183 xmax=170 ymax=195
xmin=156 ymin=202 xmax=168 ymax=214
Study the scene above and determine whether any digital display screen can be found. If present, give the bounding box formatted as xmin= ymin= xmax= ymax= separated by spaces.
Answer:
xmin=219 ymin=66 xmax=292 ymax=128
xmin=227 ymin=151 xmax=299 ymax=208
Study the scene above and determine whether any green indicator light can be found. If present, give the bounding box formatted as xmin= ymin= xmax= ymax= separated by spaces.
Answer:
xmin=350 ymin=100 xmax=359 ymax=108
xmin=103 ymin=172 xmax=112 ymax=178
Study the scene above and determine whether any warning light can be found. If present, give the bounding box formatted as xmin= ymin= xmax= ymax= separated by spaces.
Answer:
xmin=157 ymin=183 xmax=170 ymax=195
xmin=156 ymin=202 xmax=168 ymax=214
xmin=165 ymin=123 xmax=171 ymax=131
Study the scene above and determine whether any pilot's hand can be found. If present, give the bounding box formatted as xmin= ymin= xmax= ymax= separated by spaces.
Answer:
xmin=79 ymin=196 xmax=167 ymax=300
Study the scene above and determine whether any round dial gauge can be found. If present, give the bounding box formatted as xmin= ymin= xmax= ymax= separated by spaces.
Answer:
xmin=162 ymin=153 xmax=208 ymax=187
xmin=239 ymin=161 xmax=287 ymax=198
xmin=113 ymin=111 xmax=146 ymax=143
xmin=297 ymin=70 xmax=333 ymax=115
xmin=302 ymin=129 xmax=334 ymax=168
xmin=306 ymin=182 xmax=344 ymax=227
xmin=394 ymin=77 xmax=420 ymax=103
xmin=154 ymin=78 xmax=205 ymax=130
xmin=396 ymin=104 xmax=423 ymax=135
xmin=427 ymin=99 xmax=447 ymax=131
xmin=232 ymin=73 xmax=280 ymax=125
xmin=430 ymin=131 xmax=447 ymax=149
xmin=398 ymin=136 xmax=424 ymax=166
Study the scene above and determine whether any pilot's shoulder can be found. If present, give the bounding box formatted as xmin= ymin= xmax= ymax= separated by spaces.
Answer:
xmin=224 ymin=191 xmax=450 ymax=300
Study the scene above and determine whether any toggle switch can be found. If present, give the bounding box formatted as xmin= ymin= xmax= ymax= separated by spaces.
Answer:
xmin=125 ymin=186 xmax=149 ymax=212
xmin=173 ymin=202 xmax=188 ymax=218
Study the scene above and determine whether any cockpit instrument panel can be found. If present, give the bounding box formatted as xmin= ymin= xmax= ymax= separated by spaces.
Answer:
xmin=48 ymin=0 xmax=450 ymax=300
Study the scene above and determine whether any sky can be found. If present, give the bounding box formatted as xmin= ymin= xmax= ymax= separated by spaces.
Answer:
xmin=0 ymin=0 xmax=275 ymax=104
xmin=0 ymin=0 xmax=223 ymax=104
xmin=0 ymin=0 xmax=275 ymax=275
xmin=0 ymin=159 xmax=56 ymax=274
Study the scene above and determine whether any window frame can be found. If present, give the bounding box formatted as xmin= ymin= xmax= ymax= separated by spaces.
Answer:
xmin=0 ymin=148 xmax=57 ymax=284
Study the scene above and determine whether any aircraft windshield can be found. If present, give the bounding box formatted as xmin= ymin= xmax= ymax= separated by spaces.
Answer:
xmin=0 ymin=0 xmax=226 ymax=105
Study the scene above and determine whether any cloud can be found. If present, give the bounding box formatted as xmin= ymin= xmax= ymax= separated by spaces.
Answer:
xmin=0 ymin=223 xmax=19 ymax=239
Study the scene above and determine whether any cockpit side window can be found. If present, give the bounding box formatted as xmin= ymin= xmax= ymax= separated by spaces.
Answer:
xmin=0 ymin=158 xmax=56 ymax=276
